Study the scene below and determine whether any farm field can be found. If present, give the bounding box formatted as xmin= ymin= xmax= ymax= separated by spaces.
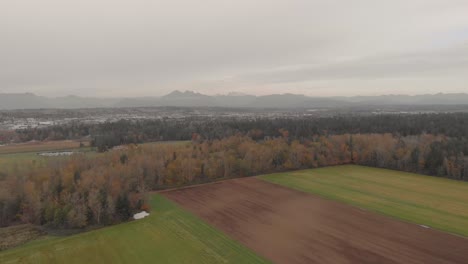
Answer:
xmin=0 ymin=152 xmax=47 ymax=168
xmin=0 ymin=147 xmax=95 ymax=171
xmin=260 ymin=165 xmax=468 ymax=237
xmin=3 ymin=163 xmax=468 ymax=263
xmin=0 ymin=195 xmax=267 ymax=264
xmin=0 ymin=140 xmax=90 ymax=155
xmin=0 ymin=140 xmax=184 ymax=169
xmin=163 ymin=176 xmax=468 ymax=264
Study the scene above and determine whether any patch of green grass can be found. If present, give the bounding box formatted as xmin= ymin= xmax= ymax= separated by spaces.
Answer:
xmin=0 ymin=140 xmax=91 ymax=155
xmin=0 ymin=152 xmax=51 ymax=174
xmin=0 ymin=195 xmax=268 ymax=264
xmin=0 ymin=152 xmax=45 ymax=165
xmin=260 ymin=165 xmax=468 ymax=237
xmin=0 ymin=148 xmax=96 ymax=172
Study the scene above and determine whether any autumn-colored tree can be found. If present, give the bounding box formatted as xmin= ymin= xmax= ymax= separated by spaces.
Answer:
xmin=0 ymin=132 xmax=466 ymax=228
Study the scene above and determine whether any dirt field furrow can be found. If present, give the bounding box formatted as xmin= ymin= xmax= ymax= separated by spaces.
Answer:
xmin=163 ymin=177 xmax=468 ymax=264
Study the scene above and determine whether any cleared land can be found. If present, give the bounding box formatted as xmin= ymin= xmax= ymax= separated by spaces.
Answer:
xmin=0 ymin=140 xmax=90 ymax=155
xmin=163 ymin=177 xmax=468 ymax=264
xmin=0 ymin=147 xmax=95 ymax=172
xmin=0 ymin=140 xmax=183 ymax=167
xmin=260 ymin=165 xmax=468 ymax=237
xmin=0 ymin=225 xmax=45 ymax=251
xmin=0 ymin=195 xmax=267 ymax=264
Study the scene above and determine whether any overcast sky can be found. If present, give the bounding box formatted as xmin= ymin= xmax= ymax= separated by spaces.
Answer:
xmin=1 ymin=0 xmax=468 ymax=97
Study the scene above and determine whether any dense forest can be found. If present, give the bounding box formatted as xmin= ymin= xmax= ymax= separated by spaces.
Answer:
xmin=1 ymin=132 xmax=467 ymax=228
xmin=2 ymin=113 xmax=468 ymax=149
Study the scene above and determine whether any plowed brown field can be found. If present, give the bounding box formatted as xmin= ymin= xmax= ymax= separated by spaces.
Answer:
xmin=162 ymin=177 xmax=468 ymax=264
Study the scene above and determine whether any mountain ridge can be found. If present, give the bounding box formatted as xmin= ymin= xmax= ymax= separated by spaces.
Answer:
xmin=1 ymin=91 xmax=468 ymax=110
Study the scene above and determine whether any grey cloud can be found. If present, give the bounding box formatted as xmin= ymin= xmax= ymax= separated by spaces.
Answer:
xmin=1 ymin=0 xmax=468 ymax=96
xmin=234 ymin=44 xmax=468 ymax=84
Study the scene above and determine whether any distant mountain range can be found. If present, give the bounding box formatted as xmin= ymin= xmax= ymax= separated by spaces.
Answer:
xmin=1 ymin=91 xmax=468 ymax=110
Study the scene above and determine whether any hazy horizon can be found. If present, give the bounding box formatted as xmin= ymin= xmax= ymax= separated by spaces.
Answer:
xmin=2 ymin=0 xmax=468 ymax=97
xmin=2 ymin=90 xmax=468 ymax=99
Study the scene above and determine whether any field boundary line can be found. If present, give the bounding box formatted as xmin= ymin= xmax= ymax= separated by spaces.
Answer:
xmin=260 ymin=176 xmax=468 ymax=240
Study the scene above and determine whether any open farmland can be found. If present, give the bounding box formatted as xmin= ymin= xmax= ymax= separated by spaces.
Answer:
xmin=0 ymin=139 xmax=94 ymax=173
xmin=0 ymin=195 xmax=267 ymax=264
xmin=260 ymin=165 xmax=468 ymax=237
xmin=0 ymin=152 xmax=47 ymax=168
xmin=0 ymin=140 xmax=182 ymax=171
xmin=163 ymin=176 xmax=468 ymax=264
xmin=0 ymin=140 xmax=90 ymax=155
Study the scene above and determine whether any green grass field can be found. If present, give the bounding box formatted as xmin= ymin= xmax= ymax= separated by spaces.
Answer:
xmin=0 ymin=195 xmax=267 ymax=264
xmin=0 ymin=140 xmax=185 ymax=169
xmin=0 ymin=140 xmax=91 ymax=155
xmin=0 ymin=152 xmax=47 ymax=167
xmin=260 ymin=165 xmax=468 ymax=237
xmin=0 ymin=148 xmax=96 ymax=173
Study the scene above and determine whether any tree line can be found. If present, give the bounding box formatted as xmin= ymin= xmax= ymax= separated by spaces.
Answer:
xmin=3 ymin=113 xmax=468 ymax=148
xmin=1 ymin=132 xmax=467 ymax=228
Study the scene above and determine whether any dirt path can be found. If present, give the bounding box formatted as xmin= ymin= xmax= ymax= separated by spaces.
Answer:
xmin=162 ymin=177 xmax=468 ymax=264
